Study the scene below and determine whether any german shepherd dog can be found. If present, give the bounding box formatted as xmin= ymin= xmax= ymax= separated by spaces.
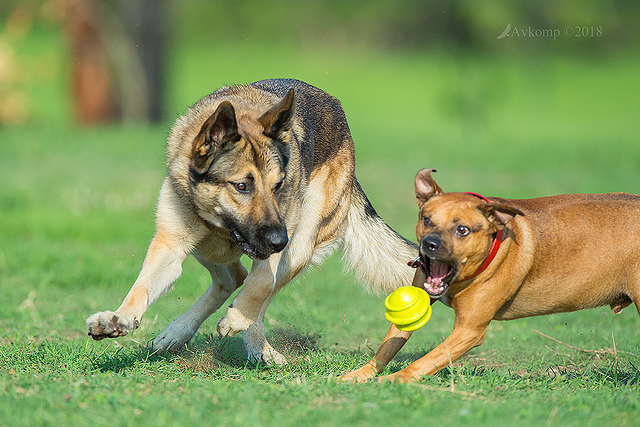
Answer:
xmin=86 ymin=79 xmax=417 ymax=365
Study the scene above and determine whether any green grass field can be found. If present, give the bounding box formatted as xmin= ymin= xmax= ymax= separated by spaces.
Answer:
xmin=1 ymin=26 xmax=640 ymax=426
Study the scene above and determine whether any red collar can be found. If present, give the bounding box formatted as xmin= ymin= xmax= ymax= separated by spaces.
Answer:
xmin=409 ymin=192 xmax=503 ymax=282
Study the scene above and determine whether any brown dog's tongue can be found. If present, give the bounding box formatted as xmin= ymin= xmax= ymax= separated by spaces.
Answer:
xmin=428 ymin=260 xmax=449 ymax=284
xmin=424 ymin=259 xmax=449 ymax=296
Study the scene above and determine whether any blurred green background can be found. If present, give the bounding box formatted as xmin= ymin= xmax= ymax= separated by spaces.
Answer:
xmin=1 ymin=1 xmax=640 ymax=424
xmin=2 ymin=0 xmax=640 ymax=323
xmin=2 ymin=0 xmax=639 ymax=242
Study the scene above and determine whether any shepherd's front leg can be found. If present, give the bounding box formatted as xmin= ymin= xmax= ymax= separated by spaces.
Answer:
xmin=217 ymin=256 xmax=278 ymax=337
xmin=86 ymin=233 xmax=192 ymax=340
xmin=151 ymin=260 xmax=247 ymax=352
xmin=86 ymin=181 xmax=205 ymax=341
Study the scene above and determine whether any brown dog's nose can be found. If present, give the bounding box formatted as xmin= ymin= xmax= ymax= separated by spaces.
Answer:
xmin=421 ymin=235 xmax=441 ymax=255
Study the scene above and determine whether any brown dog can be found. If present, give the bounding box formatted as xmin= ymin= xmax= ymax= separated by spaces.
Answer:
xmin=340 ymin=168 xmax=640 ymax=383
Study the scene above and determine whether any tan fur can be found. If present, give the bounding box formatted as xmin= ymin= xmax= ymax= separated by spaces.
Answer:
xmin=86 ymin=79 xmax=417 ymax=364
xmin=340 ymin=168 xmax=640 ymax=383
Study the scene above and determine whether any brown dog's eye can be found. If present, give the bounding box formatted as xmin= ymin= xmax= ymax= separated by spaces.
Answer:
xmin=423 ymin=217 xmax=432 ymax=226
xmin=456 ymin=225 xmax=470 ymax=236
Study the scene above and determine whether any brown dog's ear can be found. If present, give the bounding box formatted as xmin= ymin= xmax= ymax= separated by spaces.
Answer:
xmin=476 ymin=203 xmax=524 ymax=228
xmin=192 ymin=101 xmax=240 ymax=174
xmin=259 ymin=88 xmax=295 ymax=141
xmin=415 ymin=168 xmax=443 ymax=205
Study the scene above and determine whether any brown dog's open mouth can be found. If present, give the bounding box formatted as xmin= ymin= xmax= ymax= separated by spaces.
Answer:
xmin=422 ymin=257 xmax=456 ymax=298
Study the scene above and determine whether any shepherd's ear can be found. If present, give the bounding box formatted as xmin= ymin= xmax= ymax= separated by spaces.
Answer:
xmin=192 ymin=101 xmax=240 ymax=174
xmin=415 ymin=168 xmax=443 ymax=205
xmin=259 ymin=88 xmax=295 ymax=141
xmin=476 ymin=203 xmax=524 ymax=228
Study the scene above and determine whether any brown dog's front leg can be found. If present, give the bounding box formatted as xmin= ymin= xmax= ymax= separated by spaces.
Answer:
xmin=338 ymin=323 xmax=413 ymax=383
xmin=380 ymin=322 xmax=489 ymax=383
xmin=339 ymin=268 xmax=427 ymax=383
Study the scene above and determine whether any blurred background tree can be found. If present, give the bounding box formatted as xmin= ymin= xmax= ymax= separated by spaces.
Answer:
xmin=58 ymin=0 xmax=166 ymax=124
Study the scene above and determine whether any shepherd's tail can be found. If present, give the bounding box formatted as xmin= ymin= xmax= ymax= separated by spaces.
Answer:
xmin=341 ymin=180 xmax=418 ymax=295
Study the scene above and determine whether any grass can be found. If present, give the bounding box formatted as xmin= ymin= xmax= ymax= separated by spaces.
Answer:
xmin=1 ymin=26 xmax=640 ymax=425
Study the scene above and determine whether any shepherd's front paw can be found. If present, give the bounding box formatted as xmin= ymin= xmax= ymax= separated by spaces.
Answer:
xmin=86 ymin=311 xmax=139 ymax=340
xmin=216 ymin=306 xmax=254 ymax=337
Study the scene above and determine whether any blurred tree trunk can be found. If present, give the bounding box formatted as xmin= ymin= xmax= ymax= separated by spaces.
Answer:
xmin=64 ymin=0 xmax=116 ymax=124
xmin=63 ymin=0 xmax=166 ymax=125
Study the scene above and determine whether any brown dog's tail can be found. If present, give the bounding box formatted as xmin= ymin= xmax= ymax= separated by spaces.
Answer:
xmin=341 ymin=180 xmax=418 ymax=295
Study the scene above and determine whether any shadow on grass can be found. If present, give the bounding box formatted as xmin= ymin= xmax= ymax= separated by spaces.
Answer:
xmin=594 ymin=362 xmax=640 ymax=385
xmin=90 ymin=330 xmax=638 ymax=387
xmin=91 ymin=345 xmax=176 ymax=373
xmin=90 ymin=326 xmax=321 ymax=375
xmin=90 ymin=327 xmax=323 ymax=376
xmin=88 ymin=337 xmax=247 ymax=374
xmin=270 ymin=327 xmax=321 ymax=354
xmin=381 ymin=348 xmax=640 ymax=387
xmin=333 ymin=342 xmax=640 ymax=387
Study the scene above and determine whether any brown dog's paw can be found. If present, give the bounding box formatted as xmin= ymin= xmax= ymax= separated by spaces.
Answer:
xmin=377 ymin=370 xmax=421 ymax=384
xmin=338 ymin=364 xmax=378 ymax=384
xmin=86 ymin=311 xmax=139 ymax=340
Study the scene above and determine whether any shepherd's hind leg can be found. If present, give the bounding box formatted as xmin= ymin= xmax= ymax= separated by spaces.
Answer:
xmin=152 ymin=259 xmax=246 ymax=352
xmin=220 ymin=244 xmax=345 ymax=364
xmin=240 ymin=241 xmax=340 ymax=365
xmin=242 ymin=293 xmax=287 ymax=366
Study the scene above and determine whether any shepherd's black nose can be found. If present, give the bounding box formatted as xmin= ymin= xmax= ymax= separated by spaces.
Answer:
xmin=264 ymin=226 xmax=288 ymax=253
xmin=421 ymin=235 xmax=441 ymax=254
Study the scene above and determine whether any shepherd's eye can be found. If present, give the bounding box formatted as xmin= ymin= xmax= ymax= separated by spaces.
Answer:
xmin=456 ymin=225 xmax=470 ymax=236
xmin=234 ymin=182 xmax=249 ymax=193
xmin=274 ymin=181 xmax=283 ymax=193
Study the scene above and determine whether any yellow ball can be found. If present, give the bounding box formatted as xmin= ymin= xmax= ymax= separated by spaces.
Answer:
xmin=384 ymin=286 xmax=432 ymax=331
